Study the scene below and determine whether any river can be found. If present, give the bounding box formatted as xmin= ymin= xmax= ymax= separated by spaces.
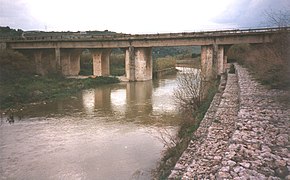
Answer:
xmin=0 ymin=68 xmax=194 ymax=180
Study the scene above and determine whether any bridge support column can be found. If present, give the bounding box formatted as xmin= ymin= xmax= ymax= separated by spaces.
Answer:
xmin=201 ymin=45 xmax=227 ymax=80
xmin=60 ymin=49 xmax=81 ymax=76
xmin=34 ymin=50 xmax=45 ymax=75
xmin=0 ymin=42 xmax=7 ymax=50
xmin=69 ymin=50 xmax=81 ymax=75
xmin=217 ymin=46 xmax=225 ymax=75
xmin=125 ymin=47 xmax=152 ymax=81
xmin=55 ymin=48 xmax=61 ymax=73
xmin=201 ymin=45 xmax=215 ymax=80
xmin=19 ymin=49 xmax=56 ymax=75
xmin=91 ymin=49 xmax=111 ymax=76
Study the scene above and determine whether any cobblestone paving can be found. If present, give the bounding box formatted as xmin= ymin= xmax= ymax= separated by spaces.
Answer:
xmin=169 ymin=64 xmax=290 ymax=179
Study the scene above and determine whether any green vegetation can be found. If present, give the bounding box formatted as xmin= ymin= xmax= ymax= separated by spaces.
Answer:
xmin=0 ymin=49 xmax=119 ymax=109
xmin=227 ymin=32 xmax=290 ymax=89
xmin=110 ymin=53 xmax=125 ymax=76
xmin=0 ymin=26 xmax=23 ymax=38
xmin=0 ymin=75 xmax=119 ymax=109
xmin=152 ymin=46 xmax=200 ymax=60
xmin=153 ymin=56 xmax=176 ymax=71
xmin=79 ymin=50 xmax=125 ymax=76
xmin=79 ymin=50 xmax=93 ymax=75
xmin=0 ymin=49 xmax=35 ymax=80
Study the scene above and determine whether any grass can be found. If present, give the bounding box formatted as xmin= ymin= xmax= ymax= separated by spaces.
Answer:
xmin=0 ymin=75 xmax=119 ymax=109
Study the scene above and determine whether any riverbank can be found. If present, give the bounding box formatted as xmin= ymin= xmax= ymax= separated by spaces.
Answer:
xmin=0 ymin=75 xmax=120 ymax=110
xmin=169 ymin=64 xmax=290 ymax=179
xmin=154 ymin=73 xmax=221 ymax=179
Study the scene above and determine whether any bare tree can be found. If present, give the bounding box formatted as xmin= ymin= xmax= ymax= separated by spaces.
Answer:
xmin=174 ymin=68 xmax=209 ymax=113
xmin=264 ymin=9 xmax=290 ymax=28
xmin=244 ymin=9 xmax=290 ymax=88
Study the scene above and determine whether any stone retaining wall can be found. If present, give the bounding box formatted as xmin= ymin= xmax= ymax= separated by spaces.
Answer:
xmin=169 ymin=64 xmax=290 ymax=179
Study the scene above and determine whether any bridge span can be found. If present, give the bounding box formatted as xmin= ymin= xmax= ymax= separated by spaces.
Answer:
xmin=1 ymin=27 xmax=289 ymax=81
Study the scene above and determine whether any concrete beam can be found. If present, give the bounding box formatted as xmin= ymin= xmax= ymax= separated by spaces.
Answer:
xmin=91 ymin=49 xmax=111 ymax=76
xmin=6 ymin=32 xmax=275 ymax=50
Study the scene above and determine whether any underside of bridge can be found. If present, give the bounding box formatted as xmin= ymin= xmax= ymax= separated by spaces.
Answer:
xmin=18 ymin=45 xmax=228 ymax=81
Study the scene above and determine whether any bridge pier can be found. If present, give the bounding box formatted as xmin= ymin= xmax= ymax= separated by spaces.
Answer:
xmin=91 ymin=49 xmax=111 ymax=76
xmin=60 ymin=49 xmax=81 ymax=76
xmin=28 ymin=49 xmax=59 ymax=75
xmin=125 ymin=47 xmax=152 ymax=81
xmin=201 ymin=45 xmax=226 ymax=80
xmin=34 ymin=50 xmax=45 ymax=75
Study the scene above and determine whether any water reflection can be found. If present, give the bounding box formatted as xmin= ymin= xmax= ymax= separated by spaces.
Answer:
xmin=77 ymin=78 xmax=177 ymax=123
xmin=82 ymin=90 xmax=95 ymax=114
xmin=0 ymin=71 xmax=190 ymax=180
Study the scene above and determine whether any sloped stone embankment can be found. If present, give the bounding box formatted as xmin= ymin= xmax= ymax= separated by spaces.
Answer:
xmin=169 ymin=64 xmax=290 ymax=179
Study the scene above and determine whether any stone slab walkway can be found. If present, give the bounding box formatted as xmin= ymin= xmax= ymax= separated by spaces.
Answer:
xmin=169 ymin=64 xmax=290 ymax=179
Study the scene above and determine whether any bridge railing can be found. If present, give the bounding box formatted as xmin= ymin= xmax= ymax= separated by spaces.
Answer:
xmin=1 ymin=27 xmax=289 ymax=42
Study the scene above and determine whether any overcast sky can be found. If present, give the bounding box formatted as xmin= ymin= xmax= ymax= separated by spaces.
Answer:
xmin=0 ymin=0 xmax=289 ymax=34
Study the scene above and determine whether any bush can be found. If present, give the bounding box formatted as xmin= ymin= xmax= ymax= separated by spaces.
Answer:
xmin=228 ymin=64 xmax=235 ymax=74
xmin=0 ymin=50 xmax=34 ymax=80
xmin=227 ymin=34 xmax=290 ymax=89
xmin=110 ymin=53 xmax=125 ymax=76
xmin=80 ymin=51 xmax=93 ymax=75
xmin=227 ymin=44 xmax=250 ymax=65
xmin=153 ymin=57 xmax=176 ymax=72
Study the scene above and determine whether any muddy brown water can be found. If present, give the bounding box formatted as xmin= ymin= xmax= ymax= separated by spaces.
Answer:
xmin=0 ymin=68 xmax=195 ymax=180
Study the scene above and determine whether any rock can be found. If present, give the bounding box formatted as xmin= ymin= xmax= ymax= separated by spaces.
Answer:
xmin=214 ymin=156 xmax=222 ymax=160
xmin=228 ymin=160 xmax=237 ymax=167
xmin=220 ymin=166 xmax=230 ymax=172
xmin=168 ymin=65 xmax=290 ymax=179
xmin=275 ymin=159 xmax=286 ymax=167
xmin=261 ymin=145 xmax=272 ymax=152
xmin=217 ymin=171 xmax=231 ymax=178
xmin=276 ymin=134 xmax=288 ymax=146
xmin=233 ymin=166 xmax=244 ymax=173
xmin=239 ymin=162 xmax=251 ymax=168
xmin=285 ymin=175 xmax=290 ymax=180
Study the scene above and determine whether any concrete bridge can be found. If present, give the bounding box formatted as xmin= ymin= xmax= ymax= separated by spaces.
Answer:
xmin=1 ymin=27 xmax=289 ymax=81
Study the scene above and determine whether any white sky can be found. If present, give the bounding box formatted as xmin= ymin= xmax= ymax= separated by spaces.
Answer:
xmin=0 ymin=0 xmax=289 ymax=33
